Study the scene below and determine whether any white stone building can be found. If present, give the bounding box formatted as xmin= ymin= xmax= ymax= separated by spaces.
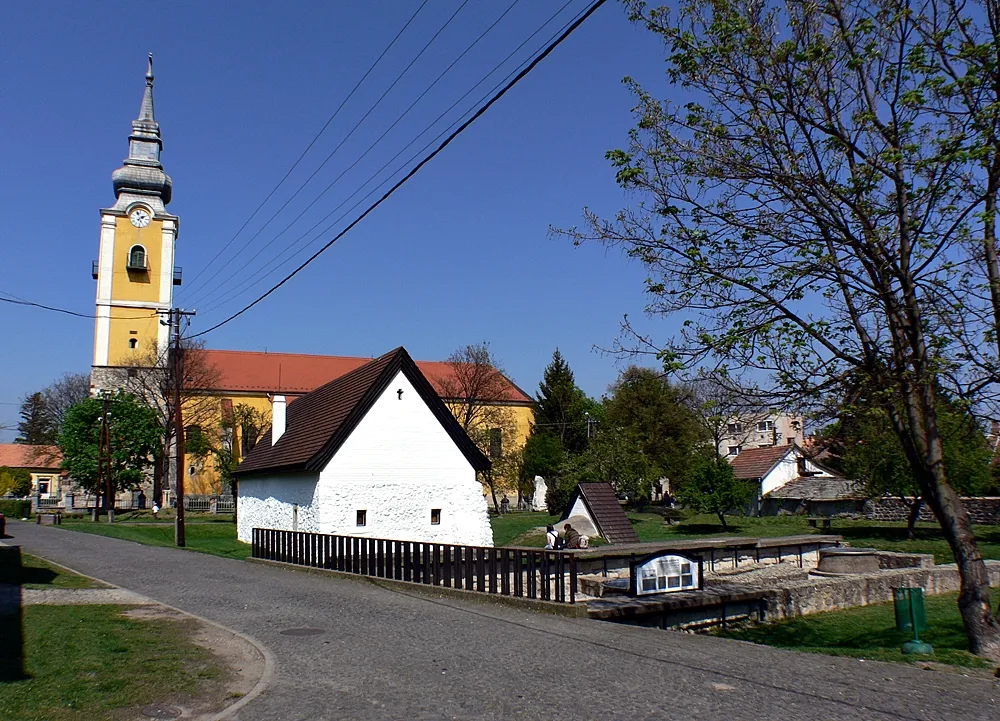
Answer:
xmin=234 ymin=347 xmax=494 ymax=547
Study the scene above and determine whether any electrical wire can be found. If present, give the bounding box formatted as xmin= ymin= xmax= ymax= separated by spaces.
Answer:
xmin=180 ymin=0 xmax=431 ymax=300
xmin=0 ymin=294 xmax=157 ymax=321
xmin=198 ymin=0 xmax=579 ymax=316
xmin=181 ymin=0 xmax=469 ymax=304
xmin=187 ymin=0 xmax=522 ymax=310
xmin=189 ymin=0 xmax=608 ymax=339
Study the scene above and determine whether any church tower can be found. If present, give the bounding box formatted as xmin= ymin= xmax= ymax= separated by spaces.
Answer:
xmin=92 ymin=54 xmax=179 ymax=380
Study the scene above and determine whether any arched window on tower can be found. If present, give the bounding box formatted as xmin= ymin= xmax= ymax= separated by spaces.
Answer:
xmin=127 ymin=245 xmax=147 ymax=270
xmin=129 ymin=338 xmax=138 ymax=349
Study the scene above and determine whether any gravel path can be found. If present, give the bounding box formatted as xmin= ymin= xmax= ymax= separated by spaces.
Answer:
xmin=7 ymin=520 xmax=1000 ymax=721
xmin=20 ymin=587 xmax=156 ymax=605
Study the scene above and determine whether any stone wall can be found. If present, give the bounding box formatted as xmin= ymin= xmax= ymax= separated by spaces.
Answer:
xmin=868 ymin=497 xmax=1000 ymax=525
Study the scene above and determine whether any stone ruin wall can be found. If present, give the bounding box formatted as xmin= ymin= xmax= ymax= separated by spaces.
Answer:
xmin=867 ymin=497 xmax=1000 ymax=525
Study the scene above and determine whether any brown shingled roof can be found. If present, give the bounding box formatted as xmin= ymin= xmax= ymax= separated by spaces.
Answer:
xmin=234 ymin=347 xmax=490 ymax=477
xmin=729 ymin=445 xmax=794 ymax=480
xmin=563 ymin=482 xmax=640 ymax=544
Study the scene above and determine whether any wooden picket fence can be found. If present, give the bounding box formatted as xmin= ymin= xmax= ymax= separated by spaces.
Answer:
xmin=252 ymin=528 xmax=577 ymax=604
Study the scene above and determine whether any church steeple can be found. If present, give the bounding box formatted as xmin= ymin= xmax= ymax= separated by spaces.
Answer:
xmin=111 ymin=53 xmax=172 ymax=209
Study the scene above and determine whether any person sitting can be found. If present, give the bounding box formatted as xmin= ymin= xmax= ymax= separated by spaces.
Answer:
xmin=545 ymin=524 xmax=558 ymax=549
xmin=563 ymin=523 xmax=582 ymax=549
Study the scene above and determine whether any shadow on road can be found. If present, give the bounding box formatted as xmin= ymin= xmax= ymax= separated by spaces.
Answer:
xmin=0 ymin=543 xmax=27 ymax=682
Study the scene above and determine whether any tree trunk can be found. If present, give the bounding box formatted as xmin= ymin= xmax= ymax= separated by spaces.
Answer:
xmin=152 ymin=455 xmax=163 ymax=507
xmin=717 ymin=511 xmax=728 ymax=530
xmin=904 ymin=497 xmax=922 ymax=541
xmin=482 ymin=471 xmax=500 ymax=512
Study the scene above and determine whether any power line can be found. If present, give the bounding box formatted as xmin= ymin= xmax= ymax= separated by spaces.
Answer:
xmin=190 ymin=0 xmax=608 ymax=339
xmin=188 ymin=0 xmax=523 ymax=310
xmin=0 ymin=294 xmax=153 ymax=321
xmin=180 ymin=0 xmax=431 ymax=299
xmin=199 ymin=1 xmax=579 ymax=317
xmin=182 ymin=0 xmax=470 ymax=304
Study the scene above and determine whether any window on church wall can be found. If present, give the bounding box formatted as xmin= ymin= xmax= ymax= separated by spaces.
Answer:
xmin=129 ymin=338 xmax=138 ymax=349
xmin=127 ymin=245 xmax=147 ymax=270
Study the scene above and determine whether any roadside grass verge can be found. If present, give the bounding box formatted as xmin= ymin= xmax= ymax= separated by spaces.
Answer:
xmin=58 ymin=519 xmax=251 ymax=560
xmin=0 ymin=605 xmax=224 ymax=721
xmin=715 ymin=589 xmax=1000 ymax=669
xmin=17 ymin=553 xmax=105 ymax=590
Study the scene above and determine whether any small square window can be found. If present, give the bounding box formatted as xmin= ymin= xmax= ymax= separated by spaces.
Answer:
xmin=356 ymin=509 xmax=367 ymax=527
xmin=431 ymin=509 xmax=441 ymax=525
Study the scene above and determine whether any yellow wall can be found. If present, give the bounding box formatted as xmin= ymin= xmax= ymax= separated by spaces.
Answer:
xmin=107 ymin=308 xmax=161 ymax=366
xmin=110 ymin=217 xmax=163 ymax=302
xmin=104 ymin=216 xmax=165 ymax=366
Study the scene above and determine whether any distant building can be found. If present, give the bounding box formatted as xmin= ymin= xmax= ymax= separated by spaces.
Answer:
xmin=717 ymin=413 xmax=804 ymax=458
xmin=234 ymin=347 xmax=494 ymax=546
xmin=0 ymin=444 xmax=63 ymax=498
xmin=730 ymin=444 xmax=864 ymax=516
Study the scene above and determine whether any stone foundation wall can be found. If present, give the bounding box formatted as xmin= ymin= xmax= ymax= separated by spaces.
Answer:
xmin=868 ymin=497 xmax=1000 ymax=525
xmin=763 ymin=561 xmax=1000 ymax=622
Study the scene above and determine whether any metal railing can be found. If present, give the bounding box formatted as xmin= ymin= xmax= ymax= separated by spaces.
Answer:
xmin=252 ymin=528 xmax=578 ymax=604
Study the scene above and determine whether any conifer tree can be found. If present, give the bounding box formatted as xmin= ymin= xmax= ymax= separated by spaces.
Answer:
xmin=15 ymin=392 xmax=56 ymax=445
xmin=533 ymin=349 xmax=589 ymax=456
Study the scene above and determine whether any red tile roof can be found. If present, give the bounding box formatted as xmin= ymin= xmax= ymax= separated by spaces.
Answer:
xmin=0 ymin=444 xmax=62 ymax=470
xmin=564 ymin=482 xmax=640 ymax=544
xmin=235 ymin=347 xmax=491 ymax=477
xmin=189 ymin=348 xmax=533 ymax=403
xmin=729 ymin=445 xmax=794 ymax=480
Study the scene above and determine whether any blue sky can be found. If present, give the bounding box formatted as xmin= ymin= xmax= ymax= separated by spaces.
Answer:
xmin=0 ymin=0 xmax=677 ymax=439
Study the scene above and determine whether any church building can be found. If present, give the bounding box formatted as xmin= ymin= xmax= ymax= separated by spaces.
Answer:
xmin=89 ymin=59 xmax=534 ymax=505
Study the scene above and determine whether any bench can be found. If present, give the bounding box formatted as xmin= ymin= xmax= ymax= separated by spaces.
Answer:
xmin=807 ymin=516 xmax=831 ymax=530
xmin=36 ymin=512 xmax=62 ymax=526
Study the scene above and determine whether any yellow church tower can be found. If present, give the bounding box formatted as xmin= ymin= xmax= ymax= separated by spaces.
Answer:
xmin=92 ymin=54 xmax=179 ymax=384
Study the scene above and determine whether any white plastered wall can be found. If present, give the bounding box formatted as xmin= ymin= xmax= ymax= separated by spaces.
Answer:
xmin=237 ymin=473 xmax=320 ymax=543
xmin=316 ymin=370 xmax=493 ymax=546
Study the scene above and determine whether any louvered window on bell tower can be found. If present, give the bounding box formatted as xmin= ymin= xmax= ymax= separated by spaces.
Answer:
xmin=127 ymin=245 xmax=147 ymax=270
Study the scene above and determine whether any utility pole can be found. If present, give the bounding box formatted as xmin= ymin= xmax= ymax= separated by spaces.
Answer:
xmin=161 ymin=307 xmax=196 ymax=547
xmin=101 ymin=393 xmax=114 ymax=523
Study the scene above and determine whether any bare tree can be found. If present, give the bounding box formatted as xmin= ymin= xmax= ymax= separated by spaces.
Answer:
xmin=686 ymin=374 xmax=776 ymax=460
xmin=42 ymin=372 xmax=90 ymax=434
xmin=116 ymin=339 xmax=221 ymax=503
xmin=436 ymin=342 xmax=522 ymax=509
xmin=560 ymin=0 xmax=1000 ymax=658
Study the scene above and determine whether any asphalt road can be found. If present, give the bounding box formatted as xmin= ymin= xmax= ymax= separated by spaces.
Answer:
xmin=7 ymin=520 xmax=999 ymax=721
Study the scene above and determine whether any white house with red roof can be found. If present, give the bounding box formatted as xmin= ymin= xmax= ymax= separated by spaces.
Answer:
xmin=730 ymin=444 xmax=863 ymax=515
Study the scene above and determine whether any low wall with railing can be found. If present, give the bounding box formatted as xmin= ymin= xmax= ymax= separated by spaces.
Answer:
xmin=251 ymin=528 xmax=578 ymax=604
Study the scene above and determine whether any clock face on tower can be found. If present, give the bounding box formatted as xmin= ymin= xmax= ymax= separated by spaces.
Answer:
xmin=129 ymin=208 xmax=151 ymax=228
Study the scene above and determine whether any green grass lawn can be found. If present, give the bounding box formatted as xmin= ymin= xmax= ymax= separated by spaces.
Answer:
xmin=59 ymin=518 xmax=251 ymax=560
xmin=16 ymin=553 xmax=105 ymax=590
xmin=492 ymin=510 xmax=1000 ymax=561
xmin=0 ymin=605 xmax=224 ymax=720
xmin=716 ymin=588 xmax=1000 ymax=668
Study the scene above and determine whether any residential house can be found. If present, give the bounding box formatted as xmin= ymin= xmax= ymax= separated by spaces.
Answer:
xmin=0 ymin=444 xmax=64 ymax=498
xmin=730 ymin=444 xmax=864 ymax=516
xmin=233 ymin=347 xmax=494 ymax=546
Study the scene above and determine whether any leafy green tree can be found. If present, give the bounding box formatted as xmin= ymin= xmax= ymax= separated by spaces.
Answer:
xmin=534 ymin=349 xmax=589 ymax=455
xmin=521 ymin=433 xmax=567 ymax=486
xmin=59 ymin=392 xmax=161 ymax=496
xmin=676 ymin=455 xmax=754 ymax=531
xmin=560 ymin=0 xmax=1000 ymax=658
xmin=16 ymin=392 xmax=56 ymax=445
xmin=560 ymin=426 xmax=658 ymax=504
xmin=825 ymin=399 xmax=993 ymax=537
xmin=604 ymin=366 xmax=707 ymax=483
xmin=0 ymin=467 xmax=32 ymax=497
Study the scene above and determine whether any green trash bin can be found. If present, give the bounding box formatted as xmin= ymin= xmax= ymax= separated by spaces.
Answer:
xmin=893 ymin=587 xmax=933 ymax=655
